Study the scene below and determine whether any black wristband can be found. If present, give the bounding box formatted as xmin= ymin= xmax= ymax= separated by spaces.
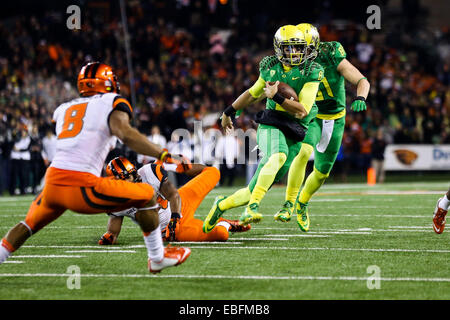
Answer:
xmin=353 ymin=96 xmax=366 ymax=102
xmin=171 ymin=212 xmax=181 ymax=220
xmin=223 ymin=105 xmax=236 ymax=117
xmin=272 ymin=93 xmax=285 ymax=105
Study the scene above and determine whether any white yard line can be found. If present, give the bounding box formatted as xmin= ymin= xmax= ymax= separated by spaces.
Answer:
xmin=266 ymin=232 xmax=372 ymax=235
xmin=19 ymin=244 xmax=450 ymax=253
xmin=0 ymin=273 xmax=448 ymax=283
xmin=64 ymin=250 xmax=136 ymax=253
xmin=185 ymin=246 xmax=450 ymax=254
xmin=3 ymin=261 xmax=24 ymax=264
xmin=11 ymin=255 xmax=85 ymax=258
xmin=224 ymin=237 xmax=290 ymax=241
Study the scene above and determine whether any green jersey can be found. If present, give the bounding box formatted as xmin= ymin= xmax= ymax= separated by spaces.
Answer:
xmin=257 ymin=55 xmax=324 ymax=128
xmin=314 ymin=41 xmax=347 ymax=118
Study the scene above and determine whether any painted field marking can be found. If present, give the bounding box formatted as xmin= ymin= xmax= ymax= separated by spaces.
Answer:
xmin=266 ymin=231 xmax=372 ymax=236
xmin=12 ymin=255 xmax=85 ymax=258
xmin=388 ymin=226 xmax=430 ymax=229
xmin=225 ymin=237 xmax=290 ymax=241
xmin=3 ymin=261 xmax=24 ymax=264
xmin=22 ymin=245 xmax=131 ymax=249
xmin=0 ymin=273 xmax=448 ymax=283
xmin=186 ymin=246 xmax=450 ymax=254
xmin=19 ymin=244 xmax=450 ymax=254
xmin=172 ymin=241 xmax=244 ymax=244
xmin=64 ymin=250 xmax=136 ymax=253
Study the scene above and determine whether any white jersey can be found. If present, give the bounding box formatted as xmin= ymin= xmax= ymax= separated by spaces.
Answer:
xmin=110 ymin=163 xmax=178 ymax=233
xmin=50 ymin=93 xmax=129 ymax=176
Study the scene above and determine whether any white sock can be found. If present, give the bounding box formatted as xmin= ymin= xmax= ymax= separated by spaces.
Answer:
xmin=0 ymin=244 xmax=11 ymax=264
xmin=438 ymin=195 xmax=450 ymax=210
xmin=217 ymin=221 xmax=231 ymax=230
xmin=143 ymin=229 xmax=164 ymax=262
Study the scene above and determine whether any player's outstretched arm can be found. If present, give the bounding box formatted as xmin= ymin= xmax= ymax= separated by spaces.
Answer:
xmin=183 ymin=163 xmax=207 ymax=177
xmin=109 ymin=110 xmax=165 ymax=159
xmin=221 ymin=89 xmax=258 ymax=133
xmin=337 ymin=59 xmax=370 ymax=111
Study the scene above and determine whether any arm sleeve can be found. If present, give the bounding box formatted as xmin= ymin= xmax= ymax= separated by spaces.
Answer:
xmin=298 ymin=82 xmax=320 ymax=113
xmin=248 ymin=76 xmax=266 ymax=99
xmin=112 ymin=95 xmax=133 ymax=119
xmin=151 ymin=164 xmax=169 ymax=183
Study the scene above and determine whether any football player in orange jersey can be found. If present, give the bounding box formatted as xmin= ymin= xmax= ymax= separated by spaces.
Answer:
xmin=98 ymin=157 xmax=251 ymax=245
xmin=0 ymin=62 xmax=192 ymax=273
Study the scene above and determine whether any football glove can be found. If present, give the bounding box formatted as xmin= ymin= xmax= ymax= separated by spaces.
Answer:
xmin=167 ymin=212 xmax=181 ymax=242
xmin=98 ymin=232 xmax=116 ymax=245
xmin=351 ymin=96 xmax=367 ymax=112
xmin=159 ymin=148 xmax=192 ymax=173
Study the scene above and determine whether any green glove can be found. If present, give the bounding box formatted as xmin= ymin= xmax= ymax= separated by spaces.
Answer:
xmin=351 ymin=97 xmax=367 ymax=112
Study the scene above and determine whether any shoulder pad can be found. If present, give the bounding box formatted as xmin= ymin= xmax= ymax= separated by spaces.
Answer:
xmin=303 ymin=60 xmax=324 ymax=80
xmin=259 ymin=55 xmax=279 ymax=72
xmin=317 ymin=41 xmax=345 ymax=66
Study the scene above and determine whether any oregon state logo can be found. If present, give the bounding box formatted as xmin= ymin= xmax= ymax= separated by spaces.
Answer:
xmin=394 ymin=149 xmax=418 ymax=165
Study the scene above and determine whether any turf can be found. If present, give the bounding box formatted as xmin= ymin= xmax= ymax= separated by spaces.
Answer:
xmin=0 ymin=181 xmax=449 ymax=300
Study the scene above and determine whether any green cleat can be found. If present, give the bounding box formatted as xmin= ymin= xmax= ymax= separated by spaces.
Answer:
xmin=203 ymin=196 xmax=226 ymax=233
xmin=295 ymin=201 xmax=310 ymax=232
xmin=274 ymin=200 xmax=293 ymax=222
xmin=239 ymin=202 xmax=263 ymax=226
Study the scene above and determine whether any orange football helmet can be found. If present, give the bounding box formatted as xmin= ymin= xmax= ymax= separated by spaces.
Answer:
xmin=77 ymin=62 xmax=120 ymax=96
xmin=106 ymin=157 xmax=141 ymax=182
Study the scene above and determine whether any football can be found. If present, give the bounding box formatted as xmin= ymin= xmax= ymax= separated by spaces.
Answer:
xmin=268 ymin=81 xmax=298 ymax=101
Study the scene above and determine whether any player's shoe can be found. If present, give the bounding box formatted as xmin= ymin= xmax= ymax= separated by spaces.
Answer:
xmin=148 ymin=245 xmax=191 ymax=274
xmin=98 ymin=232 xmax=116 ymax=245
xmin=203 ymin=196 xmax=226 ymax=233
xmin=222 ymin=219 xmax=252 ymax=233
xmin=239 ymin=203 xmax=263 ymax=226
xmin=295 ymin=201 xmax=310 ymax=232
xmin=433 ymin=198 xmax=447 ymax=234
xmin=274 ymin=200 xmax=293 ymax=222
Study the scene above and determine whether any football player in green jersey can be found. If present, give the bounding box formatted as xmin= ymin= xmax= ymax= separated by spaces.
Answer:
xmin=203 ymin=25 xmax=324 ymax=232
xmin=273 ymin=23 xmax=370 ymax=231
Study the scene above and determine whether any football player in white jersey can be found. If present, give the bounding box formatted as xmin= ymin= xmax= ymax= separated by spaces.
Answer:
xmin=98 ymin=157 xmax=251 ymax=246
xmin=0 ymin=62 xmax=192 ymax=273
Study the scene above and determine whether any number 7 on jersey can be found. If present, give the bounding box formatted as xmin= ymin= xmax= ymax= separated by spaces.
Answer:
xmin=58 ymin=103 xmax=88 ymax=139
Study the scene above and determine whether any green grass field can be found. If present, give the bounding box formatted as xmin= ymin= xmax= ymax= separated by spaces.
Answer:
xmin=0 ymin=181 xmax=449 ymax=300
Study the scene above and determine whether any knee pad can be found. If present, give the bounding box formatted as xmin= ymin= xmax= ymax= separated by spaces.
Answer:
xmin=314 ymin=167 xmax=330 ymax=182
xmin=268 ymin=152 xmax=287 ymax=167
xmin=300 ymin=143 xmax=314 ymax=159
xmin=203 ymin=166 xmax=221 ymax=185
xmin=213 ymin=225 xmax=229 ymax=241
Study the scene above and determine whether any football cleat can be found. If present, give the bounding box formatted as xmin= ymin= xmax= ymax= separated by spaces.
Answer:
xmin=295 ymin=201 xmax=310 ymax=232
xmin=433 ymin=198 xmax=447 ymax=234
xmin=222 ymin=219 xmax=252 ymax=233
xmin=274 ymin=200 xmax=293 ymax=222
xmin=148 ymin=245 xmax=191 ymax=274
xmin=203 ymin=196 xmax=226 ymax=233
xmin=98 ymin=232 xmax=116 ymax=245
xmin=239 ymin=203 xmax=263 ymax=226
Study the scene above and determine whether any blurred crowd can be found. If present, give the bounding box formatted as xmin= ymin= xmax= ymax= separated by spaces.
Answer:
xmin=0 ymin=0 xmax=449 ymax=194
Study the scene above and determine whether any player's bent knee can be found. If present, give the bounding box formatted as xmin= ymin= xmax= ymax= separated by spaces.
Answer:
xmin=213 ymin=226 xmax=229 ymax=241
xmin=301 ymin=144 xmax=314 ymax=158
xmin=269 ymin=152 xmax=287 ymax=166
xmin=204 ymin=166 xmax=220 ymax=184
xmin=314 ymin=167 xmax=330 ymax=181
